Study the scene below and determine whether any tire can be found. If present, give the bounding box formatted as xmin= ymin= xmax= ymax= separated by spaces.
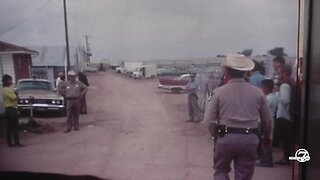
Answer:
xmin=171 ymin=88 xmax=182 ymax=94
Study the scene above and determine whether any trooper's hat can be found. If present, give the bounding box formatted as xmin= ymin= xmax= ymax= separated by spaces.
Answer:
xmin=223 ymin=53 xmax=254 ymax=71
xmin=67 ymin=70 xmax=77 ymax=76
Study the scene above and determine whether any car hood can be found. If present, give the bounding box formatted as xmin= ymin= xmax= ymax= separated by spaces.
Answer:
xmin=18 ymin=90 xmax=63 ymax=99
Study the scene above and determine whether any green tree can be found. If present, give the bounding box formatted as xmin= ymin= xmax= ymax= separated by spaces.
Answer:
xmin=268 ymin=47 xmax=287 ymax=57
xmin=239 ymin=49 xmax=253 ymax=57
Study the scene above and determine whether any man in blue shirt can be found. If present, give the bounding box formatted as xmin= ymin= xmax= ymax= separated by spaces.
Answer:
xmin=257 ymin=79 xmax=279 ymax=167
xmin=249 ymin=60 xmax=266 ymax=88
xmin=186 ymin=73 xmax=201 ymax=122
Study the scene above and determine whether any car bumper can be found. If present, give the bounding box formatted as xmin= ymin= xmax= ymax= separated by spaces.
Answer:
xmin=158 ymin=84 xmax=171 ymax=90
xmin=18 ymin=104 xmax=65 ymax=112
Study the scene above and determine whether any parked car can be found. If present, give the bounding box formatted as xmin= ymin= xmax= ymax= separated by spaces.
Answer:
xmin=84 ymin=65 xmax=98 ymax=73
xmin=157 ymin=67 xmax=188 ymax=76
xmin=116 ymin=66 xmax=125 ymax=73
xmin=158 ymin=74 xmax=191 ymax=93
xmin=16 ymin=79 xmax=65 ymax=115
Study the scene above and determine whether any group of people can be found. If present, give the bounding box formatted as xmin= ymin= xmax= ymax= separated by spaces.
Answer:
xmin=250 ymin=56 xmax=295 ymax=167
xmin=185 ymin=54 xmax=296 ymax=179
xmin=2 ymin=70 xmax=89 ymax=148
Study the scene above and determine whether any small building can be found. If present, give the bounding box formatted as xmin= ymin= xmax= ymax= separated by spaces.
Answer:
xmin=30 ymin=46 xmax=88 ymax=87
xmin=0 ymin=41 xmax=38 ymax=83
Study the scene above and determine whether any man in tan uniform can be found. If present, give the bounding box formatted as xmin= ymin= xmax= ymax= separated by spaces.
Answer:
xmin=58 ymin=70 xmax=88 ymax=133
xmin=203 ymin=54 xmax=273 ymax=180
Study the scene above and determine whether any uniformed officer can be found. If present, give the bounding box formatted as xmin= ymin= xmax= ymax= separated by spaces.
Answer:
xmin=203 ymin=54 xmax=272 ymax=180
xmin=58 ymin=70 xmax=88 ymax=133
xmin=186 ymin=72 xmax=201 ymax=123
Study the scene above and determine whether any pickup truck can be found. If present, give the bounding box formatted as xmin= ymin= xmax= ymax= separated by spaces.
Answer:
xmin=158 ymin=74 xmax=191 ymax=93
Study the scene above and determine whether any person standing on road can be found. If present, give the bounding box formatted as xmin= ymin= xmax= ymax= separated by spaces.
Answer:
xmin=203 ymin=54 xmax=273 ymax=180
xmin=270 ymin=56 xmax=286 ymax=148
xmin=2 ymin=74 xmax=24 ymax=147
xmin=271 ymin=56 xmax=285 ymax=85
xmin=58 ymin=70 xmax=88 ymax=133
xmin=249 ymin=60 xmax=266 ymax=88
xmin=274 ymin=64 xmax=295 ymax=165
xmin=186 ymin=72 xmax=201 ymax=123
xmin=257 ymin=79 xmax=279 ymax=167
xmin=78 ymin=71 xmax=89 ymax=114
xmin=56 ymin=72 xmax=65 ymax=88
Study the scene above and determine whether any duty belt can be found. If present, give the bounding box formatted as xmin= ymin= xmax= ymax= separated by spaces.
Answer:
xmin=216 ymin=125 xmax=259 ymax=137
xmin=223 ymin=127 xmax=259 ymax=135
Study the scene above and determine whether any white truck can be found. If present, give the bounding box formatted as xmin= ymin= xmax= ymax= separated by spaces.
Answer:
xmin=132 ymin=65 xmax=157 ymax=79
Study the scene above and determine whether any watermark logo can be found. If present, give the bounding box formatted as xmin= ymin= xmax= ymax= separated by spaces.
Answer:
xmin=289 ymin=149 xmax=310 ymax=163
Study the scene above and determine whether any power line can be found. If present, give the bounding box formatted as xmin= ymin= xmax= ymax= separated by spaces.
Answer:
xmin=0 ymin=0 xmax=53 ymax=36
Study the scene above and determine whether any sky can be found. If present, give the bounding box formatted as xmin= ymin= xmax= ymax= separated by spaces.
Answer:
xmin=0 ymin=0 xmax=299 ymax=60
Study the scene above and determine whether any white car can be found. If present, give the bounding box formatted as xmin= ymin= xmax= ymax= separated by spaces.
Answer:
xmin=116 ymin=67 xmax=126 ymax=74
xmin=84 ymin=65 xmax=98 ymax=73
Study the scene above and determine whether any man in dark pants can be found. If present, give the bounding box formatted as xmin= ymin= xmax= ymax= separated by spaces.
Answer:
xmin=2 ymin=74 xmax=24 ymax=147
xmin=186 ymin=73 xmax=201 ymax=122
xmin=271 ymin=56 xmax=285 ymax=148
xmin=78 ymin=71 xmax=89 ymax=114
xmin=274 ymin=64 xmax=295 ymax=165
xmin=257 ymin=79 xmax=279 ymax=167
xmin=203 ymin=54 xmax=272 ymax=180
xmin=58 ymin=71 xmax=88 ymax=133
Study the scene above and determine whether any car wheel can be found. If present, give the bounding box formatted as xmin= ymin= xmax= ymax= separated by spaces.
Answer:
xmin=171 ymin=88 xmax=182 ymax=94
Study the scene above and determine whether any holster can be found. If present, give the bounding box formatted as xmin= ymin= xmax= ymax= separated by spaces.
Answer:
xmin=216 ymin=125 xmax=226 ymax=138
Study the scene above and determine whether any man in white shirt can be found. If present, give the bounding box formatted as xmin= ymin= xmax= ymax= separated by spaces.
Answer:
xmin=56 ymin=72 xmax=65 ymax=88
xmin=274 ymin=64 xmax=295 ymax=165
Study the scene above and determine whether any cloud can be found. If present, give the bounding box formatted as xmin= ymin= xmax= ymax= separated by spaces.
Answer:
xmin=0 ymin=0 xmax=298 ymax=60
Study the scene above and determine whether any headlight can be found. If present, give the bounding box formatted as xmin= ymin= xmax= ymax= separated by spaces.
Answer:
xmin=19 ymin=100 xmax=24 ymax=104
xmin=52 ymin=100 xmax=56 ymax=104
xmin=24 ymin=100 xmax=29 ymax=104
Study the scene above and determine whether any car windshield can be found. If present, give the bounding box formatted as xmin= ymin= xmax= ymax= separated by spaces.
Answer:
xmin=174 ymin=75 xmax=190 ymax=80
xmin=17 ymin=81 xmax=53 ymax=92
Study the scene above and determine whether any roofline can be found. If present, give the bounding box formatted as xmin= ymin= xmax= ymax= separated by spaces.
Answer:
xmin=0 ymin=51 xmax=38 ymax=56
xmin=0 ymin=41 xmax=39 ymax=56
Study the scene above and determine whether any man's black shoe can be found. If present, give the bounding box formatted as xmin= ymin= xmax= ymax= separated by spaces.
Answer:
xmin=7 ymin=143 xmax=14 ymax=148
xmin=64 ymin=129 xmax=71 ymax=133
xmin=15 ymin=144 xmax=26 ymax=148
xmin=74 ymin=128 xmax=79 ymax=131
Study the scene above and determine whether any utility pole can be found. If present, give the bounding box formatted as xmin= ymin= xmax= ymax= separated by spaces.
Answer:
xmin=84 ymin=35 xmax=92 ymax=63
xmin=63 ymin=0 xmax=71 ymax=71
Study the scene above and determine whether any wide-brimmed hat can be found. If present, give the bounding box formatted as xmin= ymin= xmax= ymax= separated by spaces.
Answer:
xmin=223 ymin=53 xmax=254 ymax=71
xmin=68 ymin=70 xmax=77 ymax=76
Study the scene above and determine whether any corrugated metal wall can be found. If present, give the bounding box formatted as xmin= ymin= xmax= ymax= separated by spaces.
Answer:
xmin=0 ymin=54 xmax=16 ymax=83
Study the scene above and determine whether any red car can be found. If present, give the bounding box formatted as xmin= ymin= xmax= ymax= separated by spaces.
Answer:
xmin=158 ymin=74 xmax=191 ymax=93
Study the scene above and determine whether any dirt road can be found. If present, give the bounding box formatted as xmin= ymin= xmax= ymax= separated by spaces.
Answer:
xmin=0 ymin=71 xmax=291 ymax=180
